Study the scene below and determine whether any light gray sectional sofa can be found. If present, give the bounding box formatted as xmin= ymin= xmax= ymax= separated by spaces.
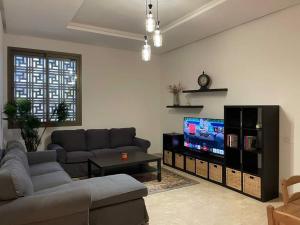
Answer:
xmin=0 ymin=141 xmax=149 ymax=225
xmin=48 ymin=127 xmax=151 ymax=177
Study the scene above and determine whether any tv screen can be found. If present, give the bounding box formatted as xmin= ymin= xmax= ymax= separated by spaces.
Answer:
xmin=184 ymin=117 xmax=224 ymax=156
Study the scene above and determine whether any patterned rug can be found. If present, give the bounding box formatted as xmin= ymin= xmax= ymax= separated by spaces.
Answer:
xmin=74 ymin=168 xmax=199 ymax=195
xmin=132 ymin=168 xmax=199 ymax=195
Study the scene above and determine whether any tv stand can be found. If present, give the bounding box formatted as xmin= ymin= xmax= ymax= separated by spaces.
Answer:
xmin=163 ymin=147 xmax=225 ymax=185
xmin=163 ymin=105 xmax=279 ymax=202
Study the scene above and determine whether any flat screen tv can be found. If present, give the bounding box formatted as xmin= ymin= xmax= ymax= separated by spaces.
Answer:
xmin=184 ymin=117 xmax=224 ymax=156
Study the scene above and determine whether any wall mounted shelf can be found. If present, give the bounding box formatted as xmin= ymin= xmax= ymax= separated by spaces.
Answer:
xmin=182 ymin=88 xmax=228 ymax=93
xmin=166 ymin=105 xmax=204 ymax=109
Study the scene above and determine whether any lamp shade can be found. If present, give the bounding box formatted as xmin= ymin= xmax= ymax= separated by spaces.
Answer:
xmin=142 ymin=40 xmax=151 ymax=61
xmin=146 ymin=12 xmax=155 ymax=33
xmin=153 ymin=27 xmax=162 ymax=47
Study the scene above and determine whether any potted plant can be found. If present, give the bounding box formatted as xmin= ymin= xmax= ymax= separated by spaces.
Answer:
xmin=3 ymin=99 xmax=69 ymax=152
xmin=168 ymin=82 xmax=183 ymax=106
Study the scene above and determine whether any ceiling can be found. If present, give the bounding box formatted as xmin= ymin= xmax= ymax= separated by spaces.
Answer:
xmin=3 ymin=0 xmax=300 ymax=54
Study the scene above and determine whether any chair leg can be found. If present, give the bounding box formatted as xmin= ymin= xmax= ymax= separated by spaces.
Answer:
xmin=267 ymin=205 xmax=275 ymax=225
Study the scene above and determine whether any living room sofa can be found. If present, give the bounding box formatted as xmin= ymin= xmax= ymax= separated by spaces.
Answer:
xmin=48 ymin=127 xmax=151 ymax=177
xmin=0 ymin=141 xmax=149 ymax=225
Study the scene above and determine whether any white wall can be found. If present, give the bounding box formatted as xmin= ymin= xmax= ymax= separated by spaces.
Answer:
xmin=3 ymin=34 xmax=162 ymax=153
xmin=0 ymin=11 xmax=4 ymax=148
xmin=161 ymin=5 xmax=300 ymax=182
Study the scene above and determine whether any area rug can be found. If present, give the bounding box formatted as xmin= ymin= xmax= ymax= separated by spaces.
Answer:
xmin=132 ymin=168 xmax=199 ymax=195
xmin=74 ymin=168 xmax=199 ymax=195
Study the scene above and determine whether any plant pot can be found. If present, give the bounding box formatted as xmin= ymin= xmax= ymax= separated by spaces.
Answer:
xmin=173 ymin=93 xmax=180 ymax=106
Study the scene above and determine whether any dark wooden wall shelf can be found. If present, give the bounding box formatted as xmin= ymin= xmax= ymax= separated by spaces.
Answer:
xmin=183 ymin=88 xmax=228 ymax=93
xmin=166 ymin=105 xmax=204 ymax=109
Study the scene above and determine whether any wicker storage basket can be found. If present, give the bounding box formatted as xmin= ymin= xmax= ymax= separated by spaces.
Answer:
xmin=175 ymin=153 xmax=184 ymax=170
xmin=243 ymin=173 xmax=261 ymax=199
xmin=185 ymin=157 xmax=195 ymax=173
xmin=196 ymin=159 xmax=208 ymax=178
xmin=226 ymin=168 xmax=242 ymax=190
xmin=163 ymin=150 xmax=173 ymax=165
xmin=209 ymin=163 xmax=223 ymax=183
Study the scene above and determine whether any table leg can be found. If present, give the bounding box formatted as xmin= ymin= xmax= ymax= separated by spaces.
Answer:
xmin=100 ymin=168 xmax=105 ymax=177
xmin=157 ymin=159 xmax=162 ymax=182
xmin=88 ymin=160 xmax=92 ymax=178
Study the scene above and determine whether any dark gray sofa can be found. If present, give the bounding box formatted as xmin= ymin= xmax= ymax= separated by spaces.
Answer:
xmin=48 ymin=127 xmax=151 ymax=177
xmin=0 ymin=141 xmax=149 ymax=225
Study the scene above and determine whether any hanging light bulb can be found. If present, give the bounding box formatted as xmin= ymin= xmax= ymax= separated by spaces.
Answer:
xmin=145 ymin=2 xmax=155 ymax=33
xmin=153 ymin=0 xmax=162 ymax=47
xmin=142 ymin=36 xmax=151 ymax=62
xmin=153 ymin=21 xmax=162 ymax=47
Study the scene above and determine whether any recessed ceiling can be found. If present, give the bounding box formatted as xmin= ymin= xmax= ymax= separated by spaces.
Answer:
xmin=3 ymin=0 xmax=300 ymax=54
xmin=72 ymin=0 xmax=212 ymax=34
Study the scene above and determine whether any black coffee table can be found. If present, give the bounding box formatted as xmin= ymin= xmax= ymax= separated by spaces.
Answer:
xmin=88 ymin=152 xmax=162 ymax=182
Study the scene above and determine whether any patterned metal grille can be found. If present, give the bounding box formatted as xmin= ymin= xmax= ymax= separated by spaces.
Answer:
xmin=11 ymin=50 xmax=80 ymax=125
xmin=48 ymin=58 xmax=78 ymax=122
xmin=14 ymin=55 xmax=47 ymax=121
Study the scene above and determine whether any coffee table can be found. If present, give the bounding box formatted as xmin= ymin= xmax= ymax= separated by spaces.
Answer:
xmin=88 ymin=151 xmax=162 ymax=182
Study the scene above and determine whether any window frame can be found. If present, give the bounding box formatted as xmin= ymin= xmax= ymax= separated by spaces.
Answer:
xmin=7 ymin=47 xmax=82 ymax=128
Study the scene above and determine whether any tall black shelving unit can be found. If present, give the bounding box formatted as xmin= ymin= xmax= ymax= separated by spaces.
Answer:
xmin=224 ymin=105 xmax=279 ymax=201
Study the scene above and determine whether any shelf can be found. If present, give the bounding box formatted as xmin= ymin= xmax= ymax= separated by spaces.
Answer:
xmin=243 ymin=149 xmax=262 ymax=154
xmin=166 ymin=105 xmax=204 ymax=109
xmin=225 ymin=126 xmax=241 ymax=130
xmin=242 ymin=127 xmax=262 ymax=131
xmin=183 ymin=88 xmax=228 ymax=93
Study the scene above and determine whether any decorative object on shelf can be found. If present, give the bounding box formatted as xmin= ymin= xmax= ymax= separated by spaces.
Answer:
xmin=3 ymin=99 xmax=69 ymax=152
xmin=244 ymin=136 xmax=257 ymax=151
xmin=227 ymin=134 xmax=238 ymax=148
xmin=168 ymin=82 xmax=183 ymax=106
xmin=198 ymin=71 xmax=211 ymax=89
xmin=142 ymin=0 xmax=163 ymax=61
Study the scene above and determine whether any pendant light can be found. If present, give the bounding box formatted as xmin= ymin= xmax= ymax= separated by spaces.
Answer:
xmin=142 ymin=36 xmax=151 ymax=62
xmin=153 ymin=0 xmax=162 ymax=47
xmin=145 ymin=0 xmax=156 ymax=33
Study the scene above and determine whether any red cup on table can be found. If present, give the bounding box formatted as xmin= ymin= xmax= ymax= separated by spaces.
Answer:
xmin=121 ymin=152 xmax=128 ymax=160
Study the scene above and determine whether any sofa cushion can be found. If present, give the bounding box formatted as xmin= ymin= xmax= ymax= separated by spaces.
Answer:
xmin=85 ymin=174 xmax=148 ymax=209
xmin=31 ymin=171 xmax=72 ymax=192
xmin=90 ymin=148 xmax=117 ymax=158
xmin=86 ymin=129 xmax=110 ymax=150
xmin=34 ymin=174 xmax=148 ymax=209
xmin=6 ymin=141 xmax=26 ymax=153
xmin=0 ymin=168 xmax=18 ymax=200
xmin=29 ymin=162 xmax=64 ymax=176
xmin=52 ymin=129 xmax=86 ymax=152
xmin=66 ymin=151 xmax=93 ymax=163
xmin=1 ymin=148 xmax=30 ymax=176
xmin=110 ymin=128 xmax=136 ymax=148
xmin=115 ymin=146 xmax=143 ymax=153
xmin=1 ymin=159 xmax=34 ymax=197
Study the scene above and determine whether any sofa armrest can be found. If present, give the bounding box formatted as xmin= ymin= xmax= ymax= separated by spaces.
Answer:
xmin=48 ymin=144 xmax=67 ymax=163
xmin=0 ymin=187 xmax=91 ymax=225
xmin=27 ymin=150 xmax=57 ymax=165
xmin=133 ymin=137 xmax=151 ymax=152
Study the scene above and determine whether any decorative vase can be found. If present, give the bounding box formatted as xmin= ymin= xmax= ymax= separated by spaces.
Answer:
xmin=173 ymin=93 xmax=180 ymax=106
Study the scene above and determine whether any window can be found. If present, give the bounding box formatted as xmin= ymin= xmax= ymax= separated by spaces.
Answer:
xmin=7 ymin=47 xmax=82 ymax=127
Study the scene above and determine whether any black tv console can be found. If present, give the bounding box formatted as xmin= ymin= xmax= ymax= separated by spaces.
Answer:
xmin=163 ymin=105 xmax=279 ymax=202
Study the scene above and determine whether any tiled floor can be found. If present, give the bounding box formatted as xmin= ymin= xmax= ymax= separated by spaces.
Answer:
xmin=145 ymin=166 xmax=281 ymax=225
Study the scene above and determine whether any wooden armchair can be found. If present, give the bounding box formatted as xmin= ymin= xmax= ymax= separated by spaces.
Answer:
xmin=281 ymin=176 xmax=300 ymax=205
xmin=267 ymin=205 xmax=300 ymax=225
xmin=267 ymin=176 xmax=300 ymax=225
